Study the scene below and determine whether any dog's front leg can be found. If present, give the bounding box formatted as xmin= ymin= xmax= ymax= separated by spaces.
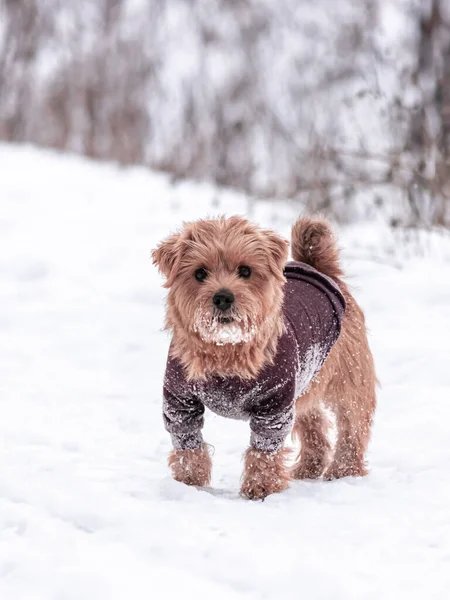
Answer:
xmin=163 ymin=387 xmax=211 ymax=487
xmin=240 ymin=408 xmax=293 ymax=500
xmin=241 ymin=447 xmax=291 ymax=500
xmin=169 ymin=444 xmax=212 ymax=487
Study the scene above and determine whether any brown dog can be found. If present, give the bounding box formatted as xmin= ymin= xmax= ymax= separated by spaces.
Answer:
xmin=152 ymin=216 xmax=376 ymax=499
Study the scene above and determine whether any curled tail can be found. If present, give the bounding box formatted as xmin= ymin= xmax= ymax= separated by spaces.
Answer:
xmin=291 ymin=216 xmax=343 ymax=280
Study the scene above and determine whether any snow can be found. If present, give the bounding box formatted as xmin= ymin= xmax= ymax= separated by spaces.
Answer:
xmin=193 ymin=308 xmax=258 ymax=345
xmin=1 ymin=144 xmax=450 ymax=599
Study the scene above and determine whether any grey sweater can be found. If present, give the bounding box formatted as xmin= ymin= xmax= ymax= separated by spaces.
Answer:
xmin=163 ymin=261 xmax=345 ymax=452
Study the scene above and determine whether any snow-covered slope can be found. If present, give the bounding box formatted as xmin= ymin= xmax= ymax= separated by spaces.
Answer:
xmin=1 ymin=145 xmax=449 ymax=599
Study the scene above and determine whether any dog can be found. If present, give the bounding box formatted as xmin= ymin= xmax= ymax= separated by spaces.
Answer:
xmin=152 ymin=216 xmax=376 ymax=499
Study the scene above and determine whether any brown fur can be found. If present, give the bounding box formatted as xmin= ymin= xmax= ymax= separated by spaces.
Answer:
xmin=291 ymin=215 xmax=344 ymax=279
xmin=168 ymin=444 xmax=212 ymax=487
xmin=291 ymin=409 xmax=332 ymax=480
xmin=241 ymin=448 xmax=291 ymax=500
xmin=153 ymin=215 xmax=377 ymax=499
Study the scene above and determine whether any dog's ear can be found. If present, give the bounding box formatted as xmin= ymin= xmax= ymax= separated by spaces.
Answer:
xmin=263 ymin=229 xmax=289 ymax=280
xmin=152 ymin=231 xmax=183 ymax=288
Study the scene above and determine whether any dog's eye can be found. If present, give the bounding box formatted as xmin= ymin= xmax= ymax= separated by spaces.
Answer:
xmin=238 ymin=265 xmax=252 ymax=279
xmin=194 ymin=268 xmax=208 ymax=282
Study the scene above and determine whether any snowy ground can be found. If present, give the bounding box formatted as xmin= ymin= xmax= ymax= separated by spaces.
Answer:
xmin=1 ymin=145 xmax=450 ymax=599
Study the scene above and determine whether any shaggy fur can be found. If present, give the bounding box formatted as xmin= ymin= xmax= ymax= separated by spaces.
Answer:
xmin=241 ymin=448 xmax=291 ymax=500
xmin=153 ymin=215 xmax=376 ymax=498
xmin=168 ymin=444 xmax=212 ymax=487
xmin=291 ymin=409 xmax=333 ymax=480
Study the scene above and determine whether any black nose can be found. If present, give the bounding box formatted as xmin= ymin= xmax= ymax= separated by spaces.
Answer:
xmin=213 ymin=289 xmax=235 ymax=312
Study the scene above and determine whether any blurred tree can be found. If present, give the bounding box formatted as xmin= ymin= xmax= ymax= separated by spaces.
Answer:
xmin=406 ymin=0 xmax=450 ymax=226
xmin=0 ymin=0 xmax=448 ymax=226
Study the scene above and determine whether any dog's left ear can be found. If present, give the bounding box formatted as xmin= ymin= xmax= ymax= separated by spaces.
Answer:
xmin=152 ymin=231 xmax=182 ymax=288
xmin=263 ymin=229 xmax=289 ymax=280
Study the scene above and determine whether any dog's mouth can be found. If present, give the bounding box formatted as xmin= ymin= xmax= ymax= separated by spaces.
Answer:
xmin=193 ymin=308 xmax=257 ymax=345
xmin=217 ymin=315 xmax=234 ymax=324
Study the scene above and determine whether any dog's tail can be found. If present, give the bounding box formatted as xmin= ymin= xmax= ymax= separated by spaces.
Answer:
xmin=291 ymin=216 xmax=343 ymax=280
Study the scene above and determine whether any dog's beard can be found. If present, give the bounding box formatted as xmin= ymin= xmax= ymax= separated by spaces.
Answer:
xmin=193 ymin=307 xmax=258 ymax=346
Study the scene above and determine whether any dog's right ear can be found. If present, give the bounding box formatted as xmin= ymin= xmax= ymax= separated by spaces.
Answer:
xmin=152 ymin=231 xmax=182 ymax=288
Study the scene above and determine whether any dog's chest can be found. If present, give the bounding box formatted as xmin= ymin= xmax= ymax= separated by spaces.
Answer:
xmin=190 ymin=378 xmax=265 ymax=420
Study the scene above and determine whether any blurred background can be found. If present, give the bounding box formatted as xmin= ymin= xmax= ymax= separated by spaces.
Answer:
xmin=0 ymin=0 xmax=449 ymax=227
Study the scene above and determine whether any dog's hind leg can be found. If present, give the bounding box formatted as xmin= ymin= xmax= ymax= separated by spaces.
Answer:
xmin=323 ymin=387 xmax=375 ymax=480
xmin=320 ymin=292 xmax=377 ymax=480
xmin=291 ymin=407 xmax=332 ymax=480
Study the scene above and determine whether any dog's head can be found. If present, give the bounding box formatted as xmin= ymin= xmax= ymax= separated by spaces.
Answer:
xmin=152 ymin=216 xmax=288 ymax=346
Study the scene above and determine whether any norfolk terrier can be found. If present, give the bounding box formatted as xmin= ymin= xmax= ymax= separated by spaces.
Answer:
xmin=152 ymin=216 xmax=376 ymax=499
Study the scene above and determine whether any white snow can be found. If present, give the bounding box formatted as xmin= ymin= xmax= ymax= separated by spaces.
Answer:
xmin=193 ymin=308 xmax=258 ymax=346
xmin=1 ymin=144 xmax=450 ymax=599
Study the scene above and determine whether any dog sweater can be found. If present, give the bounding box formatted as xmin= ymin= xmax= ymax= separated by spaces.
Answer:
xmin=163 ymin=261 xmax=346 ymax=452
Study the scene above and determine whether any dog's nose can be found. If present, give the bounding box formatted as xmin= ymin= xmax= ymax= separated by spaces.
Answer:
xmin=213 ymin=289 xmax=235 ymax=312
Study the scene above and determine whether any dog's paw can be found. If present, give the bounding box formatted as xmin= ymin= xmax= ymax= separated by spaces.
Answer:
xmin=240 ymin=447 xmax=290 ymax=500
xmin=240 ymin=474 xmax=288 ymax=500
xmin=168 ymin=445 xmax=212 ymax=487
xmin=323 ymin=462 xmax=368 ymax=481
xmin=291 ymin=459 xmax=325 ymax=481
